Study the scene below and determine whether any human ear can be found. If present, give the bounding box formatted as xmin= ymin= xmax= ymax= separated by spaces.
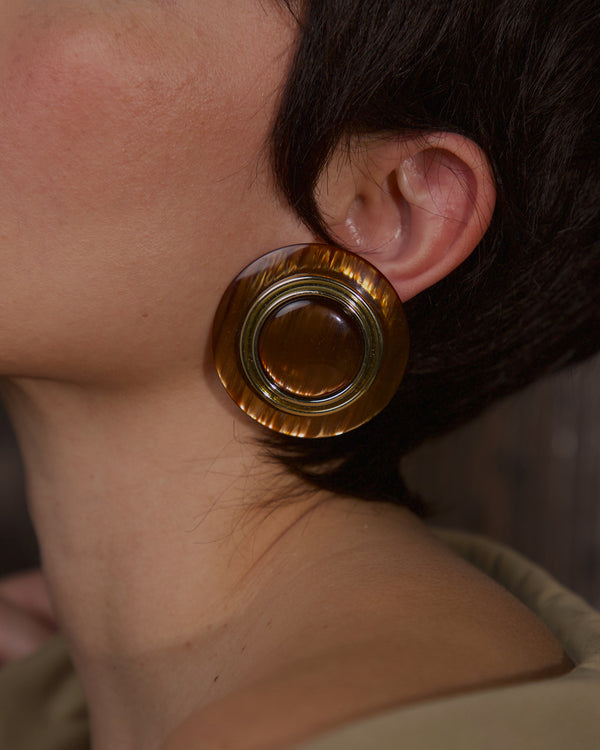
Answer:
xmin=316 ymin=133 xmax=496 ymax=301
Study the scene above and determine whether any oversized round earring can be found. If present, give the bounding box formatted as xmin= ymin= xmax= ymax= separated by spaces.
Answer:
xmin=212 ymin=244 xmax=409 ymax=438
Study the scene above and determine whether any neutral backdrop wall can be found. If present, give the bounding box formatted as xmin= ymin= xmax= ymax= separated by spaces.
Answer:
xmin=405 ymin=352 xmax=600 ymax=607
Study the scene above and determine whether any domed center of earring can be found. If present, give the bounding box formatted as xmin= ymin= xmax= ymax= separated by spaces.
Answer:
xmin=257 ymin=297 xmax=365 ymax=399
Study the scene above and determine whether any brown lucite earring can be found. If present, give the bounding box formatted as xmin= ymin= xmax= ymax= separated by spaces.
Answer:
xmin=212 ymin=244 xmax=409 ymax=438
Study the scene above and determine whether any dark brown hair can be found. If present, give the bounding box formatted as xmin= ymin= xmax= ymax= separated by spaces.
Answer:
xmin=267 ymin=0 xmax=600 ymax=513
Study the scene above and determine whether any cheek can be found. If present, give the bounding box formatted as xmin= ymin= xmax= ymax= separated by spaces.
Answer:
xmin=0 ymin=24 xmax=198 ymax=368
xmin=0 ymin=19 xmax=238 ymax=231
xmin=0 ymin=9 xmax=293 ymax=381
xmin=0 ymin=6 xmax=291 ymax=259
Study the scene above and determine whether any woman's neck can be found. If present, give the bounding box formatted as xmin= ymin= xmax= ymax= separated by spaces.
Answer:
xmin=0 ymin=375 xmax=571 ymax=750
xmin=1 ymin=374 xmax=343 ymax=747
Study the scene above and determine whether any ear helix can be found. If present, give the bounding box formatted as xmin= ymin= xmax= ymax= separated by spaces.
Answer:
xmin=212 ymin=244 xmax=409 ymax=438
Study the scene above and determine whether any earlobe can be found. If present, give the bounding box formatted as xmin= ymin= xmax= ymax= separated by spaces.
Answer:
xmin=318 ymin=133 xmax=496 ymax=301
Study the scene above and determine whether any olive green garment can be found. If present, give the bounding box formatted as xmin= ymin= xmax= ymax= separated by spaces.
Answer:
xmin=0 ymin=632 xmax=87 ymax=750
xmin=1 ymin=531 xmax=599 ymax=750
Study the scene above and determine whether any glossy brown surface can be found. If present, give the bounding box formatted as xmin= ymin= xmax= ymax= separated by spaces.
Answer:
xmin=212 ymin=244 xmax=409 ymax=437
xmin=258 ymin=298 xmax=364 ymax=399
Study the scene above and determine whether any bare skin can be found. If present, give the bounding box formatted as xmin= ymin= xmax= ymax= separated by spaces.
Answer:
xmin=0 ymin=374 xmax=571 ymax=750
xmin=162 ymin=503 xmax=571 ymax=750
xmin=0 ymin=382 xmax=571 ymax=750
xmin=0 ymin=2 xmax=570 ymax=750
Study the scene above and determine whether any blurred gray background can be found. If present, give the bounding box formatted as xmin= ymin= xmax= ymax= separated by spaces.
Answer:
xmin=404 ymin=352 xmax=600 ymax=608
xmin=1 ymin=353 xmax=599 ymax=607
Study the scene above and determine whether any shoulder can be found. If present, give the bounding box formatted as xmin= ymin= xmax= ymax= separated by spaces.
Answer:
xmin=159 ymin=643 xmax=405 ymax=750
xmin=161 ymin=520 xmax=572 ymax=750
xmin=160 ymin=624 xmax=569 ymax=750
